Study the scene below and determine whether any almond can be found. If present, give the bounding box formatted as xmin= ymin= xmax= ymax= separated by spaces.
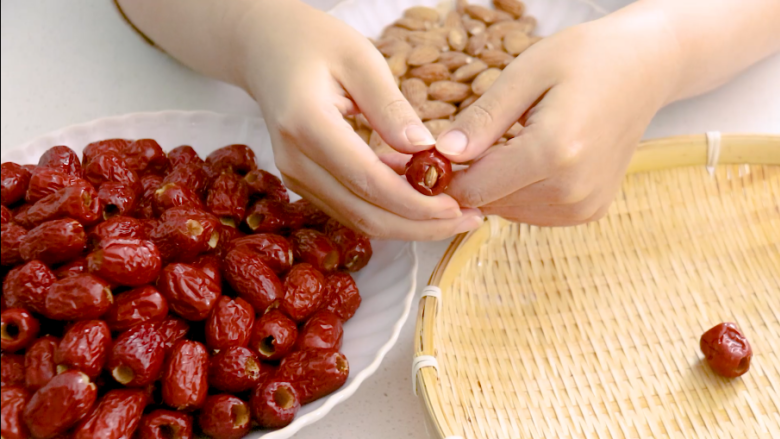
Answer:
xmin=439 ymin=51 xmax=473 ymax=70
xmin=466 ymin=32 xmax=488 ymax=56
xmin=505 ymin=122 xmax=523 ymax=138
xmin=356 ymin=128 xmax=371 ymax=144
xmin=424 ymin=119 xmax=452 ymax=137
xmin=463 ymin=17 xmax=486 ymax=35
xmin=459 ymin=94 xmax=479 ymax=110
xmin=530 ymin=35 xmax=543 ymax=45
xmin=487 ymin=21 xmax=525 ymax=39
xmin=387 ymin=52 xmax=409 ymax=77
xmin=395 ymin=17 xmax=429 ymax=31
xmin=517 ymin=16 xmax=537 ymax=34
xmin=479 ymin=50 xmax=513 ymax=68
xmin=486 ymin=32 xmax=503 ymax=51
xmin=447 ymin=28 xmax=468 ymax=51
xmin=408 ymin=45 xmax=441 ymax=66
xmin=443 ymin=10 xmax=464 ymax=30
xmin=456 ymin=0 xmax=468 ymax=14
xmin=401 ymin=78 xmax=428 ymax=107
xmin=494 ymin=10 xmax=514 ymax=22
xmin=409 ymin=63 xmax=450 ymax=83
xmin=408 ymin=31 xmax=448 ymax=49
xmin=466 ymin=5 xmax=499 ymax=24
xmin=344 ymin=116 xmax=357 ymax=130
xmin=452 ymin=59 xmax=488 ymax=82
xmin=376 ymin=38 xmax=412 ymax=57
xmin=404 ymin=6 xmax=440 ymax=23
xmin=382 ymin=26 xmax=411 ymax=41
xmin=494 ymin=0 xmax=526 ymax=18
xmin=504 ymin=31 xmax=532 ymax=55
xmin=428 ymin=81 xmax=472 ymax=103
xmin=416 ymin=101 xmax=457 ymax=121
xmin=471 ymin=68 xmax=502 ymax=95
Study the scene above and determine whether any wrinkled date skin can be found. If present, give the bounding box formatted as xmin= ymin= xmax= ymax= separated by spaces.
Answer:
xmin=26 ymin=166 xmax=85 ymax=203
xmin=157 ymin=263 xmax=221 ymax=321
xmin=1 ymin=308 xmax=40 ymax=353
xmin=87 ymin=238 xmax=162 ymax=287
xmin=70 ymin=388 xmax=148 ymax=439
xmin=1 ymin=162 xmax=32 ymax=206
xmin=123 ymin=139 xmax=168 ymax=175
xmin=104 ymin=286 xmax=169 ymax=332
xmin=226 ymin=234 xmax=293 ymax=274
xmin=199 ymin=394 xmax=251 ymax=439
xmin=249 ymin=310 xmax=298 ymax=361
xmin=87 ymin=215 xmax=147 ymax=249
xmin=83 ymin=151 xmax=140 ymax=192
xmin=323 ymin=272 xmax=362 ymax=321
xmin=152 ymin=182 xmax=204 ymax=217
xmin=107 ymin=323 xmax=165 ymax=387
xmin=290 ymin=229 xmax=340 ymax=274
xmin=404 ymin=149 xmax=453 ymax=196
xmin=208 ymin=346 xmax=273 ymax=393
xmin=208 ymin=223 xmax=245 ymax=259
xmin=23 ymin=370 xmax=98 ymax=438
xmin=163 ymin=163 xmax=211 ymax=198
xmin=44 ymin=274 xmax=113 ymax=321
xmin=223 ymin=248 xmax=283 ymax=313
xmin=167 ymin=145 xmax=202 ymax=169
xmin=1 ymin=385 xmax=31 ymax=439
xmin=161 ymin=340 xmax=208 ymax=411
xmin=55 ymin=320 xmax=111 ymax=378
xmin=38 ymin=145 xmax=82 ymax=177
xmin=192 ymin=254 xmax=222 ymax=285
xmin=289 ymin=199 xmax=330 ymax=229
xmin=98 ymin=182 xmax=138 ymax=219
xmin=1 ymin=205 xmax=11 ymax=224
xmin=1 ymin=223 xmax=27 ymax=267
xmin=250 ymin=380 xmax=301 ymax=429
xmin=24 ymin=335 xmax=60 ymax=391
xmin=15 ymin=181 xmax=101 ymax=229
xmin=324 ymin=219 xmax=373 ymax=272
xmin=53 ymin=257 xmax=88 ymax=279
xmin=1 ymin=354 xmax=25 ymax=387
xmin=2 ymin=260 xmax=56 ymax=313
xmin=281 ymin=263 xmax=326 ymax=323
xmin=137 ymin=409 xmax=193 ymax=439
xmin=700 ymin=322 xmax=753 ymax=378
xmin=205 ymin=296 xmax=254 ymax=351
xmin=156 ymin=316 xmax=190 ymax=355
xmin=277 ymin=349 xmax=349 ymax=404
xmin=206 ymin=144 xmax=258 ymax=176
xmin=207 ymin=172 xmax=249 ymax=227
xmin=20 ymin=218 xmax=87 ymax=266
xmin=244 ymin=169 xmax=289 ymax=203
xmin=136 ymin=174 xmax=164 ymax=219
xmin=83 ymin=139 xmax=129 ymax=165
xmin=244 ymin=198 xmax=294 ymax=234
xmin=298 ymin=311 xmax=344 ymax=351
xmin=150 ymin=207 xmax=220 ymax=262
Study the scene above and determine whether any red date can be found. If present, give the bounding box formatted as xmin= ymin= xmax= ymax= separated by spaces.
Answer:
xmin=87 ymin=215 xmax=146 ymax=249
xmin=1 ymin=205 xmax=11 ymax=224
xmin=244 ymin=198 xmax=294 ymax=234
xmin=298 ymin=310 xmax=344 ymax=351
xmin=206 ymin=144 xmax=257 ymax=176
xmin=156 ymin=316 xmax=190 ymax=355
xmin=250 ymin=380 xmax=300 ymax=429
xmin=0 ymin=308 xmax=39 ymax=353
xmin=291 ymin=229 xmax=340 ymax=273
xmin=38 ymin=145 xmax=82 ymax=177
xmin=161 ymin=340 xmax=208 ymax=411
xmin=152 ymin=182 xmax=203 ymax=217
xmin=137 ymin=409 xmax=193 ymax=439
xmin=191 ymin=254 xmax=222 ymax=285
xmin=226 ymin=233 xmax=293 ymax=274
xmin=1 ymin=163 xmax=32 ymax=206
xmin=324 ymin=219 xmax=373 ymax=272
xmin=700 ymin=322 xmax=752 ymax=378
xmin=249 ymin=310 xmax=298 ymax=361
xmin=70 ymin=388 xmax=147 ymax=439
xmin=15 ymin=181 xmax=101 ymax=228
xmin=157 ymin=263 xmax=221 ymax=321
xmin=205 ymin=296 xmax=254 ymax=351
xmin=108 ymin=323 xmax=165 ymax=387
xmin=208 ymin=222 xmax=245 ymax=259
xmin=223 ymin=248 xmax=283 ymax=313
xmin=2 ymin=260 xmax=56 ymax=313
xmin=83 ymin=139 xmax=129 ymax=165
xmin=199 ymin=394 xmax=251 ymax=439
xmin=322 ymin=272 xmax=362 ymax=321
xmin=167 ymin=145 xmax=202 ymax=168
xmin=20 ymin=218 xmax=86 ymax=265
xmin=244 ymin=169 xmax=289 ymax=203
xmin=26 ymin=166 xmax=85 ymax=203
xmin=24 ymin=335 xmax=60 ymax=391
xmin=53 ymin=257 xmax=88 ymax=279
xmin=405 ymin=148 xmax=452 ymax=196
xmin=162 ymin=163 xmax=210 ymax=198
xmin=123 ymin=139 xmax=168 ymax=175
xmin=276 ymin=349 xmax=349 ymax=404
xmin=87 ymin=238 xmax=161 ymax=287
xmin=83 ymin=151 xmax=140 ymax=192
xmin=208 ymin=347 xmax=273 ymax=393
xmin=23 ymin=370 xmax=97 ymax=438
xmin=55 ymin=320 xmax=111 ymax=378
xmin=104 ymin=286 xmax=169 ymax=332
xmin=1 ymin=354 xmax=25 ymax=387
xmin=136 ymin=174 xmax=164 ymax=219
xmin=207 ymin=172 xmax=249 ymax=226
xmin=281 ymin=263 xmax=326 ymax=322
xmin=149 ymin=207 xmax=220 ymax=262
xmin=289 ymin=198 xmax=330 ymax=229
xmin=1 ymin=223 xmax=27 ymax=267
xmin=1 ymin=385 xmax=31 ymax=439
xmin=44 ymin=274 xmax=113 ymax=321
xmin=98 ymin=182 xmax=137 ymax=219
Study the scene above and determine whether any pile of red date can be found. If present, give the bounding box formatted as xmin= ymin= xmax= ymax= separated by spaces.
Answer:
xmin=0 ymin=140 xmax=371 ymax=439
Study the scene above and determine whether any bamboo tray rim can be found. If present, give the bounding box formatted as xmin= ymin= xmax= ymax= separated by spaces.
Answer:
xmin=413 ymin=132 xmax=780 ymax=439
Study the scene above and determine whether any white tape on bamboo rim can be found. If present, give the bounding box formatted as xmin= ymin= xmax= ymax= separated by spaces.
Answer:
xmin=412 ymin=355 xmax=439 ymax=396
xmin=421 ymin=285 xmax=442 ymax=313
xmin=706 ymin=131 xmax=722 ymax=176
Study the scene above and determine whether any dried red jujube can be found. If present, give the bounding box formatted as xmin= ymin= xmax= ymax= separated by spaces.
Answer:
xmin=404 ymin=149 xmax=453 ymax=196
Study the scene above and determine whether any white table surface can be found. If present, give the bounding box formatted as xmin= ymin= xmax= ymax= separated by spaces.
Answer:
xmin=1 ymin=1 xmax=778 ymax=438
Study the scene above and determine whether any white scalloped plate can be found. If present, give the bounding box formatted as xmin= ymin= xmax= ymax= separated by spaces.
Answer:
xmin=1 ymin=111 xmax=418 ymax=439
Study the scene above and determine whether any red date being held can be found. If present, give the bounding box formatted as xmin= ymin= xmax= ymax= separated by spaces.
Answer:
xmin=404 ymin=149 xmax=453 ymax=196
xmin=700 ymin=322 xmax=752 ymax=378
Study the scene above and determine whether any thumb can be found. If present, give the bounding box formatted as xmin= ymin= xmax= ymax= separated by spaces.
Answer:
xmin=435 ymin=53 xmax=553 ymax=162
xmin=336 ymin=47 xmax=434 ymax=154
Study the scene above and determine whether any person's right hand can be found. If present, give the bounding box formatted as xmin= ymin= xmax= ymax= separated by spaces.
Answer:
xmin=238 ymin=0 xmax=483 ymax=240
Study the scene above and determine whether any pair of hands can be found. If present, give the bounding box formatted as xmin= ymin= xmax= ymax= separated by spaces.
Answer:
xmin=242 ymin=0 xmax=677 ymax=240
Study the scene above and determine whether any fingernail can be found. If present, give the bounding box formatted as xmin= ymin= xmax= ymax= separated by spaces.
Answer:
xmin=453 ymin=215 xmax=485 ymax=235
xmin=405 ymin=125 xmax=436 ymax=146
xmin=436 ymin=130 xmax=468 ymax=155
xmin=434 ymin=206 xmax=462 ymax=219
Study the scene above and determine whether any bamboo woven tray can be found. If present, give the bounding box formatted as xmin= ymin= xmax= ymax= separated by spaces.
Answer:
xmin=414 ymin=133 xmax=780 ymax=439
